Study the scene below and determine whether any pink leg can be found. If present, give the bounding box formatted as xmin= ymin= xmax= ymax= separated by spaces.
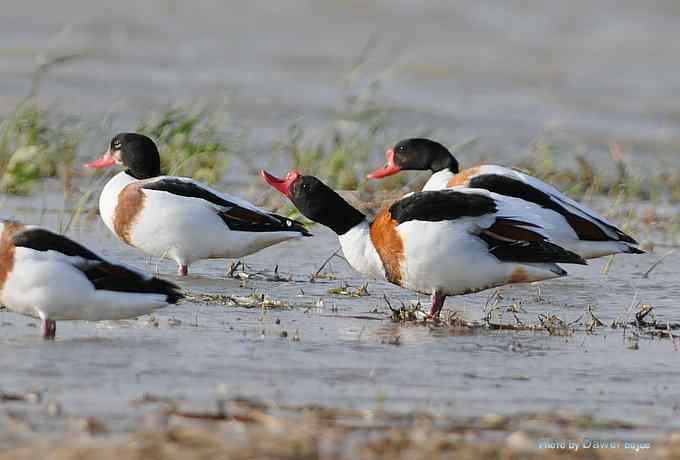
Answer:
xmin=42 ymin=319 xmax=56 ymax=340
xmin=429 ymin=292 xmax=446 ymax=318
xmin=177 ymin=264 xmax=188 ymax=276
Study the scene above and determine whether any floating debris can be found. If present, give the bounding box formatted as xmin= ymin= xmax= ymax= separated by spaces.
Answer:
xmin=380 ymin=334 xmax=400 ymax=346
xmin=184 ymin=292 xmax=289 ymax=309
xmin=538 ymin=314 xmax=574 ymax=336
xmin=611 ymin=303 xmax=680 ymax=343
xmin=385 ymin=297 xmax=428 ymax=323
xmin=167 ymin=317 xmax=182 ymax=327
xmin=131 ymin=393 xmax=183 ymax=406
xmin=143 ymin=315 xmax=160 ymax=328
xmin=635 ymin=303 xmax=655 ymax=325
xmin=0 ymin=390 xmax=41 ymax=404
xmin=327 ymin=282 xmax=370 ymax=297
xmin=227 ymin=261 xmax=291 ymax=282
xmin=310 ymin=247 xmax=343 ymax=282
xmin=311 ymin=272 xmax=337 ymax=281
xmin=585 ymin=305 xmax=605 ymax=334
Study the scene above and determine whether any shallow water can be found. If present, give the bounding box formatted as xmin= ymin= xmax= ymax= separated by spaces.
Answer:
xmin=1 ymin=202 xmax=679 ymax=440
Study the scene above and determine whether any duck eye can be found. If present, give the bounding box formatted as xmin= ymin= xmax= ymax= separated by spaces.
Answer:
xmin=112 ymin=140 xmax=121 ymax=149
xmin=397 ymin=145 xmax=406 ymax=152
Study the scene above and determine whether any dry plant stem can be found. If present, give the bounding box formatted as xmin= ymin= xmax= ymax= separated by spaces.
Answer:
xmin=643 ymin=249 xmax=676 ymax=278
xmin=311 ymin=247 xmax=343 ymax=281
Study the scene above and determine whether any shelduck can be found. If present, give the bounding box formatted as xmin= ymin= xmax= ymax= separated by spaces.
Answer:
xmin=367 ymin=138 xmax=643 ymax=259
xmin=0 ymin=219 xmax=182 ymax=339
xmin=262 ymin=170 xmax=587 ymax=317
xmin=85 ymin=133 xmax=310 ymax=276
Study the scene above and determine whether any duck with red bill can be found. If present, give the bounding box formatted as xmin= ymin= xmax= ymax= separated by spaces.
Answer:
xmin=365 ymin=138 xmax=643 ymax=259
xmin=82 ymin=133 xmax=311 ymax=277
xmin=365 ymin=148 xmax=402 ymax=179
xmin=261 ymin=169 xmax=585 ymax=318
xmin=261 ymin=170 xmax=299 ymax=197
xmin=84 ymin=151 xmax=117 ymax=169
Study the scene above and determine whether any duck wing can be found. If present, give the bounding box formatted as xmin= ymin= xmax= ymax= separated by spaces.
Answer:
xmin=390 ymin=188 xmax=586 ymax=265
xmin=13 ymin=228 xmax=182 ymax=303
xmin=454 ymin=165 xmax=636 ymax=244
xmin=142 ymin=177 xmax=310 ymax=235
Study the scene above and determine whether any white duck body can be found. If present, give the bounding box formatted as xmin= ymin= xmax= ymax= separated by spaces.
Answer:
xmin=337 ymin=220 xmax=386 ymax=280
xmin=337 ymin=188 xmax=576 ymax=297
xmin=422 ymin=165 xmax=640 ymax=259
xmin=395 ymin=217 xmax=562 ymax=297
xmin=2 ymin=248 xmax=168 ymax=321
xmin=422 ymin=169 xmax=456 ymax=191
xmin=100 ymin=171 xmax=306 ymax=268
xmin=0 ymin=221 xmax=180 ymax=337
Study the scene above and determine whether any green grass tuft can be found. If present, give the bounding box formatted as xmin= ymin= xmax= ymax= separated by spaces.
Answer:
xmin=137 ymin=109 xmax=238 ymax=184
xmin=272 ymin=78 xmax=410 ymax=194
xmin=0 ymin=103 xmax=80 ymax=195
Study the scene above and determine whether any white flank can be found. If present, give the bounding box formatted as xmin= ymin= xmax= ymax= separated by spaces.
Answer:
xmin=423 ymin=169 xmax=455 ymax=191
xmin=396 ymin=218 xmax=562 ymax=297
xmin=1 ymin=247 xmax=168 ymax=322
xmin=337 ymin=220 xmax=386 ymax=279
xmin=99 ymin=172 xmax=303 ymax=268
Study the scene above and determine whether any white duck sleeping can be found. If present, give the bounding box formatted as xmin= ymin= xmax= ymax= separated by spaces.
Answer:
xmin=0 ymin=219 xmax=182 ymax=339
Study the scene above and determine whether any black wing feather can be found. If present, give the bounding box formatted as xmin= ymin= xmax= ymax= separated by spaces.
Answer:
xmin=389 ymin=190 xmax=497 ymax=224
xmin=218 ymin=211 xmax=312 ymax=235
xmin=468 ymin=174 xmax=637 ymax=244
xmin=143 ymin=178 xmax=310 ymax=235
xmin=143 ymin=178 xmax=246 ymax=209
xmin=13 ymin=228 xmax=103 ymax=261
xmin=13 ymin=228 xmax=183 ymax=303
xmin=479 ymin=232 xmax=587 ymax=265
xmin=84 ymin=264 xmax=183 ymax=303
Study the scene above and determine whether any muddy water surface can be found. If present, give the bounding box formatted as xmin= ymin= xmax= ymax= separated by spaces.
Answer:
xmin=1 ymin=200 xmax=679 ymax=441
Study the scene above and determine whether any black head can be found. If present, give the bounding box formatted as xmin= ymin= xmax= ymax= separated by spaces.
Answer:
xmin=367 ymin=138 xmax=459 ymax=179
xmin=112 ymin=133 xmax=161 ymax=179
xmin=261 ymin=171 xmax=365 ymax=235
xmin=85 ymin=133 xmax=161 ymax=179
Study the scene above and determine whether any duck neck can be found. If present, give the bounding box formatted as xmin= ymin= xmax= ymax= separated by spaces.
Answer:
xmin=337 ymin=219 xmax=386 ymax=279
xmin=423 ymin=169 xmax=456 ymax=191
xmin=299 ymin=193 xmax=366 ymax=236
xmin=99 ymin=171 xmax=137 ymax=232
xmin=328 ymin=205 xmax=366 ymax=236
xmin=429 ymin=153 xmax=459 ymax=175
xmin=126 ymin=167 xmax=159 ymax=180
